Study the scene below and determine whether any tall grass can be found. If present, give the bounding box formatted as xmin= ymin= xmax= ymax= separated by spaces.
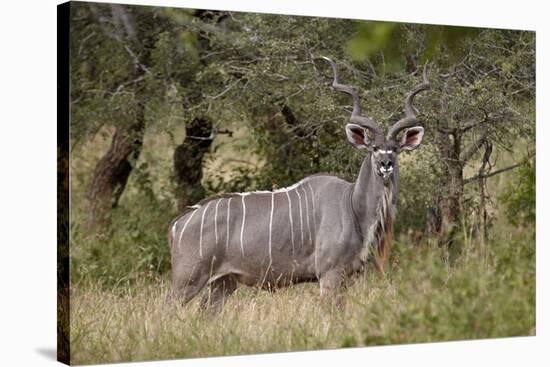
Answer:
xmin=69 ymin=218 xmax=535 ymax=365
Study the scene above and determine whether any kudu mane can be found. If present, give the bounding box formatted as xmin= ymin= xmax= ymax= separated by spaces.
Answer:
xmin=374 ymin=187 xmax=394 ymax=273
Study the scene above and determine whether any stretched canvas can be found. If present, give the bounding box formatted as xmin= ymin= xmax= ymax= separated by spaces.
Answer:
xmin=58 ymin=1 xmax=536 ymax=365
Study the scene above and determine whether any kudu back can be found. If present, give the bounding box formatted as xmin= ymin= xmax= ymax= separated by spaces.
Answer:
xmin=169 ymin=57 xmax=430 ymax=308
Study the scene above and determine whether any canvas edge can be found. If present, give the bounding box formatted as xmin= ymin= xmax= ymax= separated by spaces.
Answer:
xmin=57 ymin=1 xmax=71 ymax=365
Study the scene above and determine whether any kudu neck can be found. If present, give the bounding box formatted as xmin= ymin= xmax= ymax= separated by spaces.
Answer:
xmin=351 ymin=154 xmax=398 ymax=235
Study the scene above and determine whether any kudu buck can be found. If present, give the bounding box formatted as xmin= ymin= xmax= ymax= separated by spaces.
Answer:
xmin=169 ymin=57 xmax=430 ymax=309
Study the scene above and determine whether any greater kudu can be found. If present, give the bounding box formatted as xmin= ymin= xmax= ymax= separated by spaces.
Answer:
xmin=169 ymin=57 xmax=430 ymax=308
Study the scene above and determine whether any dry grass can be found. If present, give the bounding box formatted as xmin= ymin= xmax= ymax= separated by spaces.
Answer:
xmin=70 ymin=225 xmax=535 ymax=365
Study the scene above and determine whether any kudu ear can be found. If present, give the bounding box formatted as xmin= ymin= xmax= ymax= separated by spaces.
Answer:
xmin=345 ymin=124 xmax=371 ymax=149
xmin=400 ymin=126 xmax=424 ymax=151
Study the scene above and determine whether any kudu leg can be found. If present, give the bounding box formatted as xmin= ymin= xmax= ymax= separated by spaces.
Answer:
xmin=319 ymin=269 xmax=345 ymax=310
xmin=170 ymin=266 xmax=210 ymax=306
xmin=199 ymin=275 xmax=238 ymax=311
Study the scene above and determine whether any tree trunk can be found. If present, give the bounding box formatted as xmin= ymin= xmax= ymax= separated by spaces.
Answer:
xmin=431 ymin=130 xmax=464 ymax=248
xmin=86 ymin=104 xmax=145 ymax=231
xmin=428 ymin=77 xmax=465 ymax=248
xmin=174 ymin=116 xmax=214 ymax=212
xmin=477 ymin=141 xmax=493 ymax=240
xmin=264 ymin=104 xmax=319 ymax=184
xmin=438 ymin=159 xmax=463 ymax=244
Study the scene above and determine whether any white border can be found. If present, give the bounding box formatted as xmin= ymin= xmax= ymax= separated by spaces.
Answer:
xmin=0 ymin=0 xmax=547 ymax=366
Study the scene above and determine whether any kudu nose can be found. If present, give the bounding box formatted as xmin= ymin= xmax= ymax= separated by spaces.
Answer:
xmin=379 ymin=160 xmax=394 ymax=179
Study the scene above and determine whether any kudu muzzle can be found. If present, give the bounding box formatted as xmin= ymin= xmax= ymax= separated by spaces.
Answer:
xmin=378 ymin=160 xmax=394 ymax=179
xmin=375 ymin=151 xmax=395 ymax=182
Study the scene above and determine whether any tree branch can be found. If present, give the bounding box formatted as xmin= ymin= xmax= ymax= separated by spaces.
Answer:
xmin=461 ymin=134 xmax=487 ymax=163
xmin=88 ymin=3 xmax=151 ymax=76
xmin=110 ymin=4 xmax=136 ymax=41
xmin=205 ymin=79 xmax=240 ymax=100
xmin=464 ymin=163 xmax=522 ymax=185
xmin=459 ymin=108 xmax=488 ymax=133
xmin=121 ymin=44 xmax=152 ymax=75
xmin=460 ymin=120 xmax=481 ymax=133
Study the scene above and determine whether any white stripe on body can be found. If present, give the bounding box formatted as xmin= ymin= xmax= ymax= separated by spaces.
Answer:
xmin=214 ymin=199 xmax=221 ymax=247
xmin=226 ymin=198 xmax=232 ymax=251
xmin=307 ymin=181 xmax=318 ymax=271
xmin=240 ymin=195 xmax=246 ymax=257
xmin=285 ymin=191 xmax=295 ymax=254
xmin=301 ymin=185 xmax=312 ymax=246
xmin=171 ymin=221 xmax=178 ymax=242
xmin=177 ymin=209 xmax=199 ymax=249
xmin=268 ymin=192 xmax=274 ymax=262
xmin=307 ymin=181 xmax=317 ymax=233
xmin=199 ymin=201 xmax=213 ymax=257
xmin=295 ymin=187 xmax=304 ymax=246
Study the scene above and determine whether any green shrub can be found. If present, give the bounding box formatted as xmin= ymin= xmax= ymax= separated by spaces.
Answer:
xmin=500 ymin=159 xmax=535 ymax=226
xmin=71 ymin=163 xmax=176 ymax=288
